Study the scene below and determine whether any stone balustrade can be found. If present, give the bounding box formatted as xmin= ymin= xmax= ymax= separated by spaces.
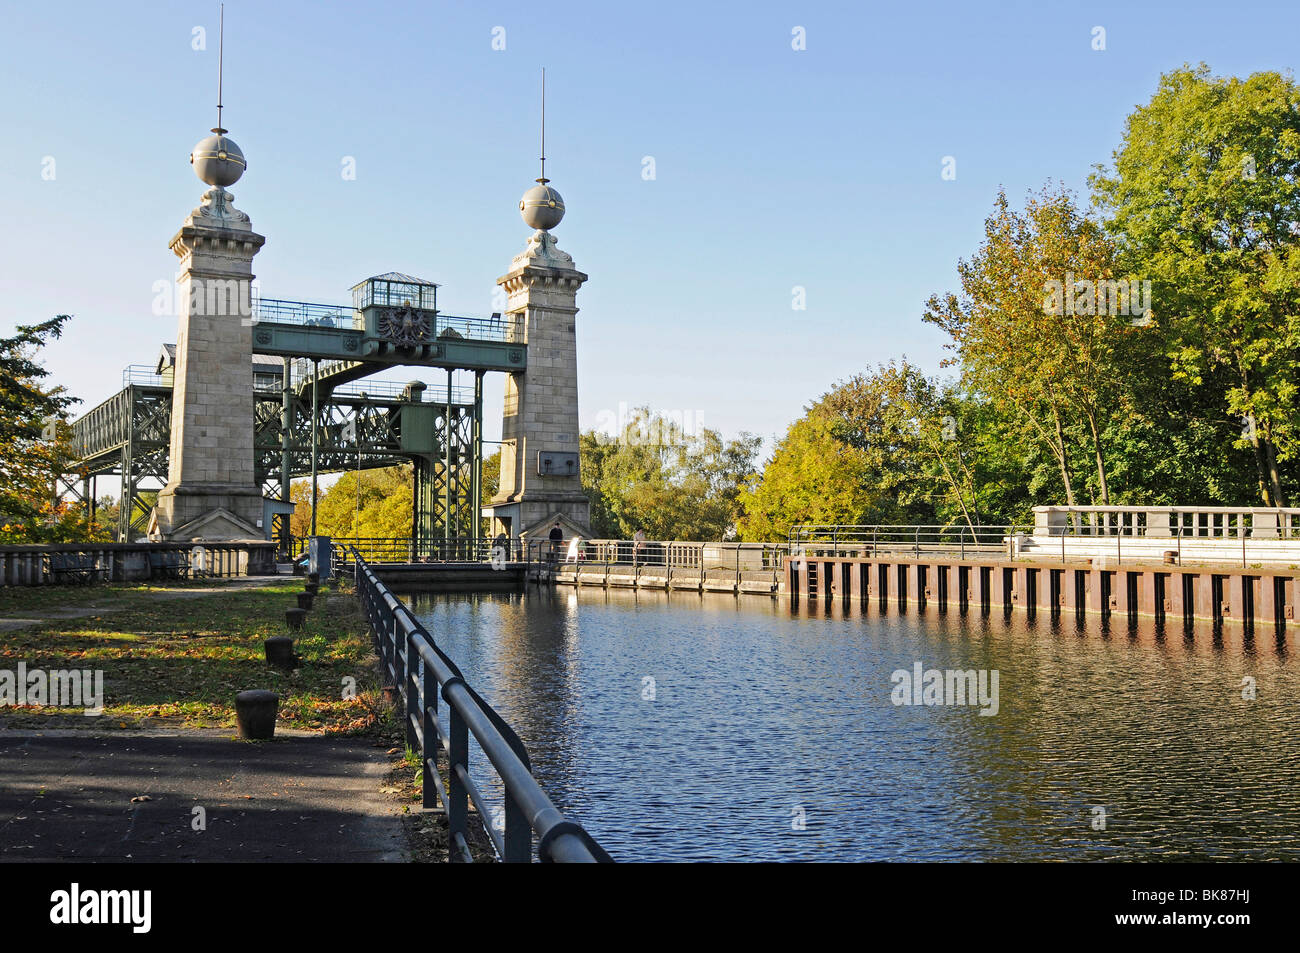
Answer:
xmin=1032 ymin=505 xmax=1300 ymax=539
xmin=0 ymin=541 xmax=277 ymax=587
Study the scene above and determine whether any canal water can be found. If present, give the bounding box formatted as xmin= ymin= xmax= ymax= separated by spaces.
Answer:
xmin=408 ymin=587 xmax=1300 ymax=862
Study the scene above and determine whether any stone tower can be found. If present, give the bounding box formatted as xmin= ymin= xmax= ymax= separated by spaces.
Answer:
xmin=486 ymin=133 xmax=591 ymax=540
xmin=150 ymin=126 xmax=267 ymax=541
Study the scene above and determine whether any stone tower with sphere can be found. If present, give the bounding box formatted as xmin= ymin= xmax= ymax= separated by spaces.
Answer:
xmin=485 ymin=78 xmax=591 ymax=542
xmin=150 ymin=78 xmax=267 ymax=540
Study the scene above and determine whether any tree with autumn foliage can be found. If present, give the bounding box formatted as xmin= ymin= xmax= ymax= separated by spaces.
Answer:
xmin=736 ymin=362 xmax=1040 ymax=541
xmin=0 ymin=315 xmax=104 ymax=543
xmin=922 ymin=184 xmax=1145 ymax=508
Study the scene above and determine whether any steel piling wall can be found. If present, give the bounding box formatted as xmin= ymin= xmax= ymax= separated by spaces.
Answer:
xmin=785 ymin=554 xmax=1298 ymax=630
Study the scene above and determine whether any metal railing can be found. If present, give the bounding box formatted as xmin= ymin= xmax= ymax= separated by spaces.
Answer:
xmin=544 ymin=539 xmax=787 ymax=593
xmin=303 ymin=536 xmax=790 ymax=591
xmin=789 ymin=524 xmax=1021 ymax=560
xmin=787 ymin=521 xmax=1300 ymax=568
xmin=122 ymin=364 xmax=167 ymax=386
xmin=313 ymin=538 xmax=496 ymax=572
xmin=346 ymin=547 xmax=612 ymax=863
xmin=431 ymin=312 xmax=522 ymax=344
xmin=329 ymin=380 xmax=477 ymax=404
xmin=254 ymin=297 xmax=522 ymax=343
xmin=253 ymin=298 xmax=357 ymax=328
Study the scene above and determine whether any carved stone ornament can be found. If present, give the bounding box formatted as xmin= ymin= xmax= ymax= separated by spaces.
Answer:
xmin=511 ymin=229 xmax=575 ymax=270
xmin=193 ymin=186 xmax=252 ymax=227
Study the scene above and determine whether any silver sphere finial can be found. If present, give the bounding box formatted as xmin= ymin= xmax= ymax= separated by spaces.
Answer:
xmin=520 ymin=182 xmax=565 ymax=230
xmin=191 ymin=130 xmax=246 ymax=187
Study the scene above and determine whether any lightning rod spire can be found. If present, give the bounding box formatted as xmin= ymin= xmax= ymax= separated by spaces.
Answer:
xmin=538 ymin=67 xmax=547 ymax=184
xmin=214 ymin=3 xmax=226 ymax=134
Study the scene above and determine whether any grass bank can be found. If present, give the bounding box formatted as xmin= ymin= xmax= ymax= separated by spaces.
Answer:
xmin=0 ymin=580 xmax=386 ymax=733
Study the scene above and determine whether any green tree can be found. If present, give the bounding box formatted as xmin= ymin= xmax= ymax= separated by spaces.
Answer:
xmin=481 ymin=447 xmax=501 ymax=507
xmin=737 ymin=363 xmax=1039 ymax=541
xmin=0 ymin=315 xmax=98 ymax=542
xmin=737 ymin=374 xmax=930 ymax=541
xmin=289 ymin=481 xmax=313 ymax=538
xmin=923 ymin=185 xmax=1141 ymax=508
xmin=1090 ymin=64 xmax=1300 ymax=505
xmin=581 ymin=407 xmax=760 ymax=540
xmin=314 ymin=466 xmax=411 ymax=538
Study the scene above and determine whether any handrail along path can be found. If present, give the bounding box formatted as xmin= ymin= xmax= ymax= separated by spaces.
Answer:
xmin=346 ymin=545 xmax=612 ymax=863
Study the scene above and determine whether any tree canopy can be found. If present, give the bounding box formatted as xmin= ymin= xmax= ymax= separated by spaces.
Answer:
xmin=0 ymin=315 xmax=103 ymax=543
xmin=581 ymin=406 xmax=760 ymax=540
xmin=741 ymin=64 xmax=1297 ymax=533
xmin=1090 ymin=64 xmax=1300 ymax=504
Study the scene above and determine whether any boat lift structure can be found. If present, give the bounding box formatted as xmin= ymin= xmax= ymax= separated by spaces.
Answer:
xmin=67 ymin=273 xmax=524 ymax=553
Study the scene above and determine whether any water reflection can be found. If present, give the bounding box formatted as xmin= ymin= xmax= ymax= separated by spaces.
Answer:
xmin=409 ymin=588 xmax=1300 ymax=861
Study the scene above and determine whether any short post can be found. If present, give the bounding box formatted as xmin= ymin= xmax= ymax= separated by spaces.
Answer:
xmin=235 ymin=689 xmax=279 ymax=740
xmin=284 ymin=607 xmax=307 ymax=630
xmin=297 ymin=592 xmax=314 ymax=610
xmin=264 ymin=635 xmax=297 ymax=669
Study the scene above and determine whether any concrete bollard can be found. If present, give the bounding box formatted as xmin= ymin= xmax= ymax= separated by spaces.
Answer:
xmin=297 ymin=592 xmax=314 ymax=611
xmin=284 ymin=607 xmax=307 ymax=630
xmin=235 ymin=690 xmax=280 ymax=740
xmin=307 ymin=571 xmax=320 ymax=585
xmin=303 ymin=582 xmax=319 ymax=595
xmin=264 ymin=636 xmax=298 ymax=669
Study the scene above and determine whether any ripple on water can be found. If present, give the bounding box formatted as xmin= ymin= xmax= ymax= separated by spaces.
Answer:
xmin=408 ymin=587 xmax=1300 ymax=862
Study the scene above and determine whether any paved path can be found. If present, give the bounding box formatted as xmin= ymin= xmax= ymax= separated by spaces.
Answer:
xmin=0 ymin=577 xmax=286 ymax=632
xmin=0 ymin=730 xmax=406 ymax=862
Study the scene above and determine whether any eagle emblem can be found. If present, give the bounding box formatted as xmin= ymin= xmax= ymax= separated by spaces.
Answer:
xmin=377 ymin=306 xmax=430 ymax=346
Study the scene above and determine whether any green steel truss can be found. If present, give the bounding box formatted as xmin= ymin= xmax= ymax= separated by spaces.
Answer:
xmin=71 ymin=377 xmax=484 ymax=547
xmin=71 ymin=384 xmax=173 ymax=541
xmin=67 ymin=290 xmax=508 ymax=547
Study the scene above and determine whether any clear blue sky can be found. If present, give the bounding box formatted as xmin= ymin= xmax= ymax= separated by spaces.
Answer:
xmin=2 ymin=0 xmax=1297 ymax=453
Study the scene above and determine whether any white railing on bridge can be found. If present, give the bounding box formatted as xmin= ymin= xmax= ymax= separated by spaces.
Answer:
xmin=1032 ymin=506 xmax=1300 ymax=539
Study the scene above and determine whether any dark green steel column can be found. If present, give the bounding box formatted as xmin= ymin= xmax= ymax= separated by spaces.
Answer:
xmin=310 ymin=360 xmax=319 ymax=536
xmin=411 ymin=461 xmax=419 ymax=559
xmin=280 ymin=357 xmax=292 ymax=550
xmin=444 ymin=371 xmax=453 ymax=544
xmin=120 ymin=388 xmax=135 ymax=542
xmin=472 ymin=370 xmax=483 ymax=546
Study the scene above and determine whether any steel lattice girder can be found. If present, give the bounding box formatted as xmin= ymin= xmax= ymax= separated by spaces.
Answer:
xmin=65 ymin=385 xmax=171 ymax=541
xmin=73 ymin=385 xmax=171 ymax=475
xmin=67 ymin=383 xmax=482 ymax=543
xmin=254 ymin=393 xmax=471 ymax=471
